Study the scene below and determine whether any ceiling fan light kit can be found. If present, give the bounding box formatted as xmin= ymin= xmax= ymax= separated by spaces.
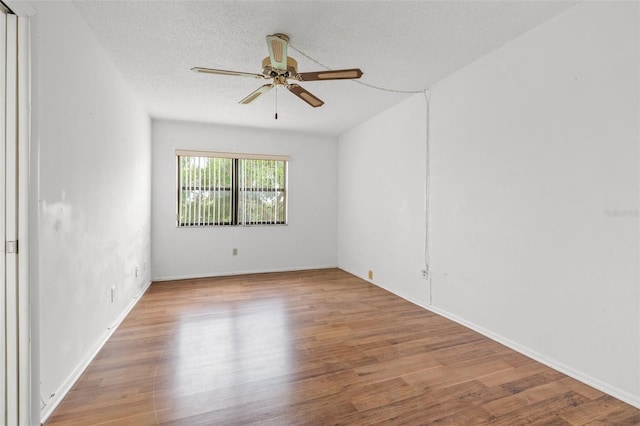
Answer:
xmin=192 ymin=33 xmax=363 ymax=110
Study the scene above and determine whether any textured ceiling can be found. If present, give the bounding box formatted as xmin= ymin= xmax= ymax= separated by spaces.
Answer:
xmin=72 ymin=0 xmax=578 ymax=136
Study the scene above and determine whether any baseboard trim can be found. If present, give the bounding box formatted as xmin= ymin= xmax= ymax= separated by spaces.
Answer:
xmin=152 ymin=265 xmax=338 ymax=282
xmin=338 ymin=267 xmax=640 ymax=410
xmin=40 ymin=280 xmax=153 ymax=423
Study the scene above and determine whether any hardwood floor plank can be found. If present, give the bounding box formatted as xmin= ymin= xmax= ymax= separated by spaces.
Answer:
xmin=560 ymin=394 xmax=632 ymax=425
xmin=347 ymin=377 xmax=419 ymax=411
xmin=585 ymin=406 xmax=640 ymax=425
xmin=44 ymin=269 xmax=640 ymax=425
xmin=486 ymin=391 xmax=590 ymax=425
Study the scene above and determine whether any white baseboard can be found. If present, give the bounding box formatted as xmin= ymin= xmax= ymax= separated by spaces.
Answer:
xmin=40 ymin=280 xmax=153 ymax=424
xmin=338 ymin=267 xmax=640 ymax=410
xmin=152 ymin=264 xmax=338 ymax=282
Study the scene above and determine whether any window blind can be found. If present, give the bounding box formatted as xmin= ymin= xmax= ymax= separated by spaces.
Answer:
xmin=177 ymin=151 xmax=287 ymax=226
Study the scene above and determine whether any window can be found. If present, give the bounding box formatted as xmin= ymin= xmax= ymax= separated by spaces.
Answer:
xmin=177 ymin=150 xmax=288 ymax=226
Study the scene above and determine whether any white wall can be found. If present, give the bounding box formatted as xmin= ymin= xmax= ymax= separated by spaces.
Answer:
xmin=339 ymin=1 xmax=639 ymax=407
xmin=338 ymin=93 xmax=429 ymax=301
xmin=152 ymin=120 xmax=338 ymax=280
xmin=30 ymin=2 xmax=152 ymax=420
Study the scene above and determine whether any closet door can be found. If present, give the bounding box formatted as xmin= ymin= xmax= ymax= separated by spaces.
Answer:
xmin=0 ymin=7 xmax=6 ymax=423
xmin=1 ymin=7 xmax=21 ymax=425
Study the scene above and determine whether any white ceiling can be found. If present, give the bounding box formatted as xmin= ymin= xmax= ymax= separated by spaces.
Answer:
xmin=73 ymin=0 xmax=577 ymax=136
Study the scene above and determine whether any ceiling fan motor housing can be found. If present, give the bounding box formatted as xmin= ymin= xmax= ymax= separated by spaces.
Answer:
xmin=262 ymin=56 xmax=298 ymax=85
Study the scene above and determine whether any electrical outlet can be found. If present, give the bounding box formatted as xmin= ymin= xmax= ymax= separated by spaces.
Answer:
xmin=232 ymin=248 xmax=238 ymax=256
xmin=421 ymin=269 xmax=428 ymax=279
xmin=110 ymin=287 xmax=116 ymax=303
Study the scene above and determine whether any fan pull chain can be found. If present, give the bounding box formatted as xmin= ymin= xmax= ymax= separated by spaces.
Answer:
xmin=275 ymin=86 xmax=278 ymax=120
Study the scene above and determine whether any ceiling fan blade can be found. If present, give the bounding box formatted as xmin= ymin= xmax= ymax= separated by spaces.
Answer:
xmin=295 ymin=68 xmax=363 ymax=82
xmin=239 ymin=84 xmax=274 ymax=105
xmin=287 ymin=84 xmax=324 ymax=108
xmin=266 ymin=34 xmax=288 ymax=71
xmin=191 ymin=67 xmax=264 ymax=79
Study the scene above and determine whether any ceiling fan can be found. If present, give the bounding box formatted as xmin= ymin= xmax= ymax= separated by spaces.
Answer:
xmin=191 ymin=33 xmax=363 ymax=109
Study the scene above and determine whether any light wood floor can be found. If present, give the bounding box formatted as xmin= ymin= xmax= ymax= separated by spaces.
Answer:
xmin=46 ymin=269 xmax=640 ymax=425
